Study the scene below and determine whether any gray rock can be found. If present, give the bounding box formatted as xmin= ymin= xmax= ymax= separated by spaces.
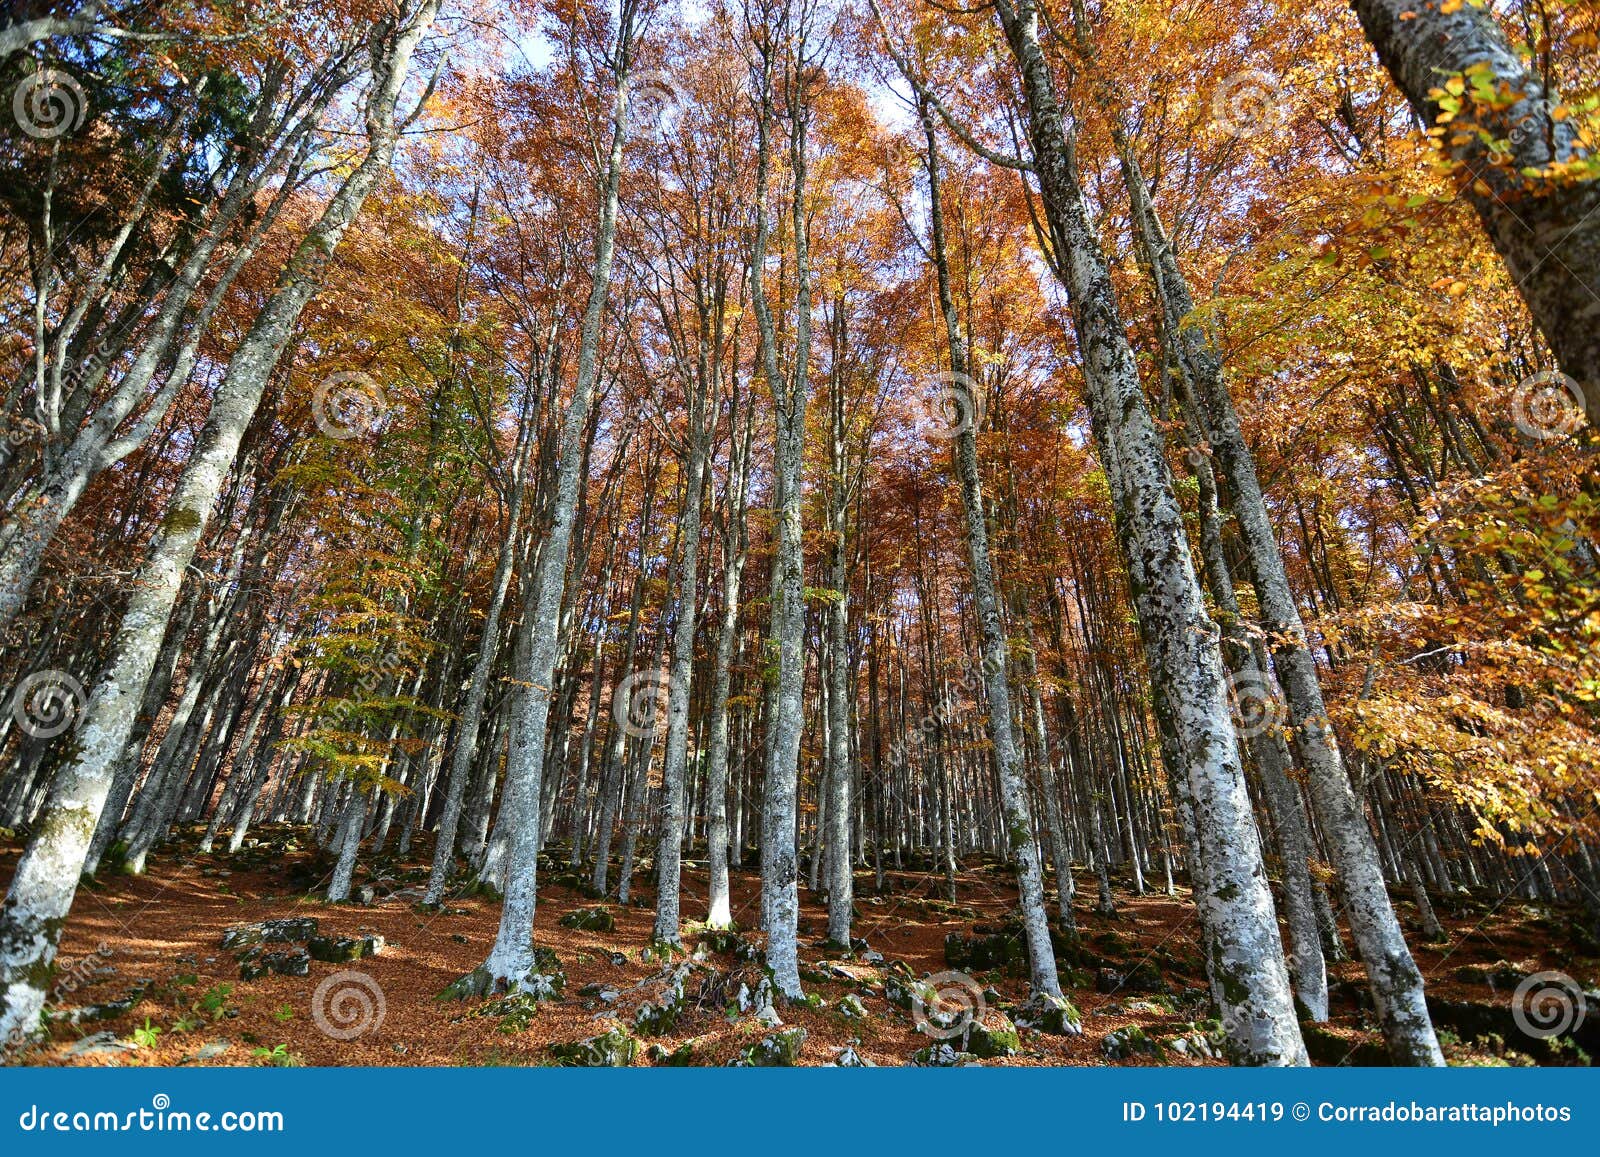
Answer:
xmin=911 ymin=1042 xmax=979 ymax=1067
xmin=236 ymin=947 xmax=311 ymax=981
xmin=65 ymin=1031 xmax=136 ymax=1057
xmin=220 ymin=918 xmax=318 ymax=950
xmin=306 ymin=934 xmax=384 ymax=963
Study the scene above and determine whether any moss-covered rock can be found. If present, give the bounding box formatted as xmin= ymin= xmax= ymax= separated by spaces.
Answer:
xmin=1301 ymin=1022 xmax=1390 ymax=1066
xmin=958 ymin=1012 xmax=1022 ymax=1058
xmin=911 ymin=1042 xmax=979 ymax=1067
xmin=645 ymin=1041 xmax=696 ymax=1066
xmin=306 ymin=934 xmax=384 ymax=963
xmin=883 ymin=973 xmax=936 ymax=1013
xmin=235 ymin=947 xmax=310 ymax=981
xmin=477 ymin=992 xmax=546 ymax=1034
xmin=632 ymin=964 xmax=690 ymax=1036
xmin=736 ymin=1026 xmax=807 ymax=1067
xmin=558 ymin=906 xmax=615 ymax=932
xmin=943 ymin=929 xmax=1028 ymax=975
xmin=1015 ymin=993 xmax=1083 ymax=1037
xmin=549 ymin=1025 xmax=637 ymax=1067
xmin=831 ymin=1044 xmax=875 ymax=1067
xmin=1101 ymin=1025 xmax=1164 ymax=1060
xmin=836 ymin=993 xmax=867 ymax=1020
xmin=220 ymin=918 xmax=318 ymax=950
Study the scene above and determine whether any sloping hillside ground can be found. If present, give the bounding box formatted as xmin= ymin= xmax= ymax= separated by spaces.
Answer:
xmin=3 ymin=825 xmax=1595 ymax=1067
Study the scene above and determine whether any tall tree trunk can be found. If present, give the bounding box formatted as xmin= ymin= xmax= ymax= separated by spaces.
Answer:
xmin=469 ymin=9 xmax=637 ymax=992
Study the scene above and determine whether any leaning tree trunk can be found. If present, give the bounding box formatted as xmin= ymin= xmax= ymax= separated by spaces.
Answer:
xmin=984 ymin=0 xmax=1306 ymax=1063
xmin=0 ymin=1 xmax=440 ymax=1043
xmin=1126 ymin=133 xmax=1442 ymax=1061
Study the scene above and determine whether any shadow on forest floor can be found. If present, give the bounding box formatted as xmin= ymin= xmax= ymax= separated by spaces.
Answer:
xmin=2 ymin=824 xmax=1595 ymax=1067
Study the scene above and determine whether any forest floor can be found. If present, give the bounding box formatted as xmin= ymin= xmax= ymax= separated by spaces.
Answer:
xmin=3 ymin=824 xmax=1596 ymax=1067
